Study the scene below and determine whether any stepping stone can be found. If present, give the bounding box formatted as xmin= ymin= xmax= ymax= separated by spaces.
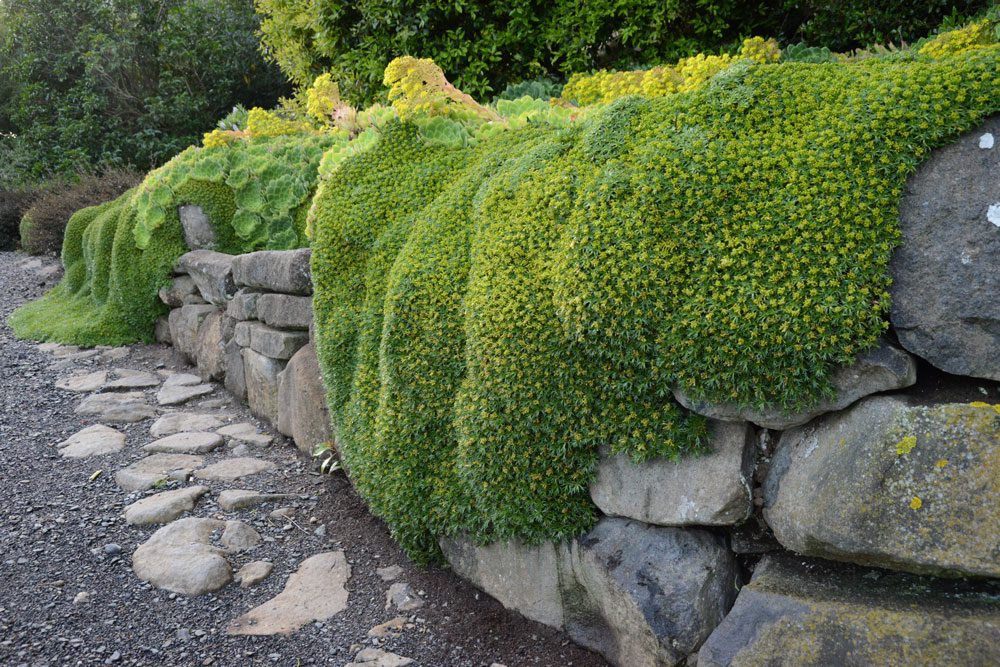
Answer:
xmin=218 ymin=489 xmax=289 ymax=511
xmin=385 ymin=582 xmax=424 ymax=612
xmin=195 ymin=457 xmax=276 ymax=482
xmin=368 ymin=616 xmax=407 ymax=638
xmin=142 ymin=432 xmax=224 ymax=455
xmin=235 ymin=561 xmax=273 ymax=588
xmin=124 ymin=486 xmax=209 ymax=525
xmin=220 ymin=520 xmax=261 ymax=552
xmin=348 ymin=648 xmax=414 ymax=667
xmin=115 ymin=454 xmax=204 ymax=492
xmin=55 ymin=370 xmax=108 ymax=393
xmin=37 ymin=342 xmax=64 ymax=354
xmin=103 ymin=370 xmax=161 ymax=390
xmin=50 ymin=344 xmax=82 ymax=358
xmin=100 ymin=347 xmax=130 ymax=363
xmin=132 ymin=517 xmax=231 ymax=596
xmin=75 ymin=392 xmax=157 ymax=423
xmin=62 ymin=349 xmax=101 ymax=362
xmin=162 ymin=373 xmax=203 ymax=388
xmin=150 ymin=412 xmax=226 ymax=437
xmin=217 ymin=422 xmax=273 ymax=447
xmin=57 ymin=425 xmax=125 ymax=458
xmin=227 ymin=551 xmax=351 ymax=635
xmin=157 ymin=383 xmax=214 ymax=406
xmin=376 ymin=565 xmax=403 ymax=582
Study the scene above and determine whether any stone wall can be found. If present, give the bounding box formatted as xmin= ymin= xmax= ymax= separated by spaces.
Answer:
xmin=157 ymin=117 xmax=1000 ymax=666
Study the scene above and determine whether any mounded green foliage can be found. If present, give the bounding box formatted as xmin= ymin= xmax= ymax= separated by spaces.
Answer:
xmin=311 ymin=46 xmax=1000 ymax=562
xmin=9 ymin=135 xmax=335 ymax=345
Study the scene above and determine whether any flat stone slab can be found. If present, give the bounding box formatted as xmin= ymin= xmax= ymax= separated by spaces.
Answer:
xmin=218 ymin=489 xmax=289 ymax=511
xmin=698 ymin=555 xmax=1000 ymax=667
xmin=132 ymin=517 xmax=231 ymax=596
xmin=220 ymin=520 xmax=261 ymax=553
xmin=142 ymin=431 xmax=224 ymax=455
xmin=150 ymin=412 xmax=227 ymax=437
xmin=75 ymin=392 xmax=157 ymax=423
xmin=124 ymin=486 xmax=209 ymax=525
xmin=236 ymin=561 xmax=273 ymax=588
xmin=227 ymin=551 xmax=350 ymax=635
xmin=157 ymin=383 xmax=214 ymax=406
xmin=57 ymin=424 xmax=125 ymax=458
xmin=347 ymin=648 xmax=414 ymax=667
xmin=256 ymin=293 xmax=313 ymax=330
xmin=175 ymin=250 xmax=237 ymax=306
xmin=217 ymin=422 xmax=273 ymax=447
xmin=103 ymin=370 xmax=161 ymax=390
xmin=162 ymin=373 xmax=204 ymax=388
xmin=386 ymin=582 xmax=424 ymax=612
xmin=231 ymin=248 xmax=312 ymax=296
xmin=115 ymin=454 xmax=204 ymax=492
xmin=55 ymin=370 xmax=108 ymax=393
xmin=247 ymin=322 xmax=309 ymax=360
xmin=195 ymin=457 xmax=277 ymax=482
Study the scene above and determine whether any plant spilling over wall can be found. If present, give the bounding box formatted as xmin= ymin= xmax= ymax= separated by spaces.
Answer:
xmin=9 ymin=134 xmax=335 ymax=345
xmin=309 ymin=39 xmax=1000 ymax=562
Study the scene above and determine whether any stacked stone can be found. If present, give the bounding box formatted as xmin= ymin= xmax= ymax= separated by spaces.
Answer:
xmin=160 ymin=246 xmax=333 ymax=456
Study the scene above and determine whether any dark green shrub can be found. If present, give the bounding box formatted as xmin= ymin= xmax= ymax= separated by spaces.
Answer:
xmin=495 ymin=78 xmax=565 ymax=102
xmin=19 ymin=169 xmax=142 ymax=255
xmin=0 ymin=187 xmax=42 ymax=250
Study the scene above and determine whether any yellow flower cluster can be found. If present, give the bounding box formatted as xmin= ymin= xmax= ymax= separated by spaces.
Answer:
xmin=562 ymin=37 xmax=780 ymax=105
xmin=383 ymin=55 xmax=499 ymax=123
xmin=245 ymin=107 xmax=314 ymax=137
xmin=919 ymin=20 xmax=995 ymax=58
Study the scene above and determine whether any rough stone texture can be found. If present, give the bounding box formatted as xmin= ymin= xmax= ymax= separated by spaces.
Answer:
xmin=124 ymin=486 xmax=209 ymax=525
xmin=247 ymin=322 xmax=309 ymax=360
xmin=563 ymin=519 xmax=736 ymax=667
xmin=236 ymin=561 xmax=273 ymax=588
xmin=195 ymin=457 xmax=277 ymax=482
xmin=131 ymin=517 xmax=231 ymax=596
xmin=347 ymin=648 xmax=414 ymax=667
xmin=231 ymin=248 xmax=312 ymax=295
xmin=195 ymin=311 xmax=226 ymax=381
xmin=175 ymin=250 xmax=237 ymax=306
xmin=590 ymin=420 xmax=753 ymax=526
xmin=440 ymin=537 xmax=565 ymax=629
xmin=168 ymin=304 xmax=216 ymax=362
xmin=150 ymin=412 xmax=226 ymax=437
xmin=233 ymin=321 xmax=252 ymax=347
xmin=115 ymin=454 xmax=204 ymax=492
xmin=156 ymin=382 xmax=214 ymax=406
xmin=218 ymin=489 xmax=288 ymax=511
xmin=158 ymin=275 xmax=200 ymax=307
xmin=256 ymin=293 xmax=313 ymax=330
xmin=142 ymin=431 xmax=224 ymax=455
xmin=223 ymin=339 xmax=247 ymax=401
xmin=673 ymin=341 xmax=916 ymax=429
xmin=103 ymin=370 xmax=161 ymax=390
xmin=243 ymin=349 xmax=286 ymax=424
xmin=217 ymin=422 xmax=273 ymax=447
xmin=765 ymin=395 xmax=1000 ymax=578
xmin=55 ymin=370 xmax=108 ymax=393
xmin=74 ymin=392 xmax=157 ymax=423
xmin=220 ymin=520 xmax=261 ymax=553
xmin=698 ymin=555 xmax=1000 ymax=667
xmin=386 ymin=583 xmax=425 ymax=612
xmin=226 ymin=289 xmax=262 ymax=321
xmin=154 ymin=317 xmax=172 ymax=344
xmin=890 ymin=115 xmax=1000 ymax=380
xmin=178 ymin=205 xmax=216 ymax=251
xmin=227 ymin=551 xmax=350 ymax=635
xmin=162 ymin=372 xmax=203 ymax=388
xmin=277 ymin=343 xmax=333 ymax=454
xmin=57 ymin=424 xmax=126 ymax=458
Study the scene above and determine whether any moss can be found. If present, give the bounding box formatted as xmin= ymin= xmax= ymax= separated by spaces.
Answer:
xmin=895 ymin=436 xmax=917 ymax=455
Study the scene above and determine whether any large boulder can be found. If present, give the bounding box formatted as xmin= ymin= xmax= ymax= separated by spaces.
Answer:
xmin=590 ymin=421 xmax=753 ymax=526
xmin=242 ymin=348 xmax=286 ymax=423
xmin=178 ymin=204 xmax=216 ymax=251
xmin=168 ymin=304 xmax=215 ymax=362
xmin=441 ymin=518 xmax=737 ymax=667
xmin=698 ymin=555 xmax=1000 ymax=667
xmin=195 ymin=310 xmax=225 ymax=381
xmin=764 ymin=395 xmax=1000 ymax=578
xmin=256 ymin=293 xmax=313 ymax=330
xmin=673 ymin=341 xmax=916 ymax=429
xmin=174 ymin=250 xmax=237 ymax=306
xmin=276 ymin=343 xmax=333 ymax=454
xmin=890 ymin=115 xmax=1000 ymax=380
xmin=231 ymin=248 xmax=312 ymax=295
xmin=131 ymin=517 xmax=231 ymax=596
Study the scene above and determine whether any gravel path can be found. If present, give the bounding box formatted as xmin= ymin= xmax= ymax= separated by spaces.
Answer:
xmin=0 ymin=251 xmax=607 ymax=667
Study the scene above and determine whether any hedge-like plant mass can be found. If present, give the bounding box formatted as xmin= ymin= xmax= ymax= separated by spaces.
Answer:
xmin=310 ymin=45 xmax=1000 ymax=562
xmin=10 ymin=134 xmax=334 ymax=345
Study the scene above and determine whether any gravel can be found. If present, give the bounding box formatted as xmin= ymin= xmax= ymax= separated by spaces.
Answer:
xmin=0 ymin=251 xmax=608 ymax=667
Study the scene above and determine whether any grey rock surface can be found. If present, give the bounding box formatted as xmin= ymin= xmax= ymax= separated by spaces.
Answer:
xmin=256 ymin=293 xmax=313 ymax=330
xmin=178 ymin=205 xmax=216 ymax=251
xmin=223 ymin=339 xmax=247 ymax=401
xmin=74 ymin=391 xmax=157 ymax=423
xmin=673 ymin=341 xmax=916 ymax=429
xmin=195 ymin=457 xmax=276 ymax=482
xmin=277 ymin=343 xmax=333 ymax=454
xmin=217 ymin=422 xmax=272 ymax=447
xmin=168 ymin=304 xmax=215 ymax=362
xmin=765 ymin=395 xmax=1000 ymax=578
xmin=142 ymin=431 xmax=224 ymax=455
xmin=217 ymin=489 xmax=288 ymax=511
xmin=890 ymin=115 xmax=1000 ymax=380
xmin=590 ymin=420 xmax=753 ymax=526
xmin=131 ymin=517 xmax=231 ymax=596
xmin=219 ymin=520 xmax=261 ymax=553
xmin=115 ymin=453 xmax=204 ymax=492
xmin=195 ymin=311 xmax=226 ymax=381
xmin=235 ymin=560 xmax=273 ymax=588
xmin=698 ymin=555 xmax=1000 ymax=667
xmin=231 ymin=248 xmax=312 ymax=295
xmin=150 ymin=412 xmax=226 ymax=437
xmin=158 ymin=275 xmax=200 ymax=307
xmin=156 ymin=382 xmax=214 ymax=406
xmin=57 ymin=424 xmax=126 ymax=458
xmin=124 ymin=486 xmax=209 ymax=525
xmin=226 ymin=288 xmax=262 ymax=321
xmin=247 ymin=322 xmax=309 ymax=360
xmin=55 ymin=370 xmax=108 ymax=393
xmin=242 ymin=349 xmax=285 ymax=423
xmin=175 ymin=250 xmax=237 ymax=306
xmin=103 ymin=370 xmax=161 ymax=390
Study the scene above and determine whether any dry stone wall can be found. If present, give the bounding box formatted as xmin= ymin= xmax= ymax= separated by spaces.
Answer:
xmin=157 ymin=118 xmax=1000 ymax=667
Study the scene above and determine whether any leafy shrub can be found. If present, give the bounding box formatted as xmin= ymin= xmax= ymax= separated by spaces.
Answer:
xmin=781 ymin=43 xmax=837 ymax=63
xmin=19 ymin=169 xmax=142 ymax=255
xmin=495 ymin=79 xmax=565 ymax=102
xmin=0 ymin=187 xmax=42 ymax=250
xmin=307 ymin=40 xmax=1000 ymax=563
